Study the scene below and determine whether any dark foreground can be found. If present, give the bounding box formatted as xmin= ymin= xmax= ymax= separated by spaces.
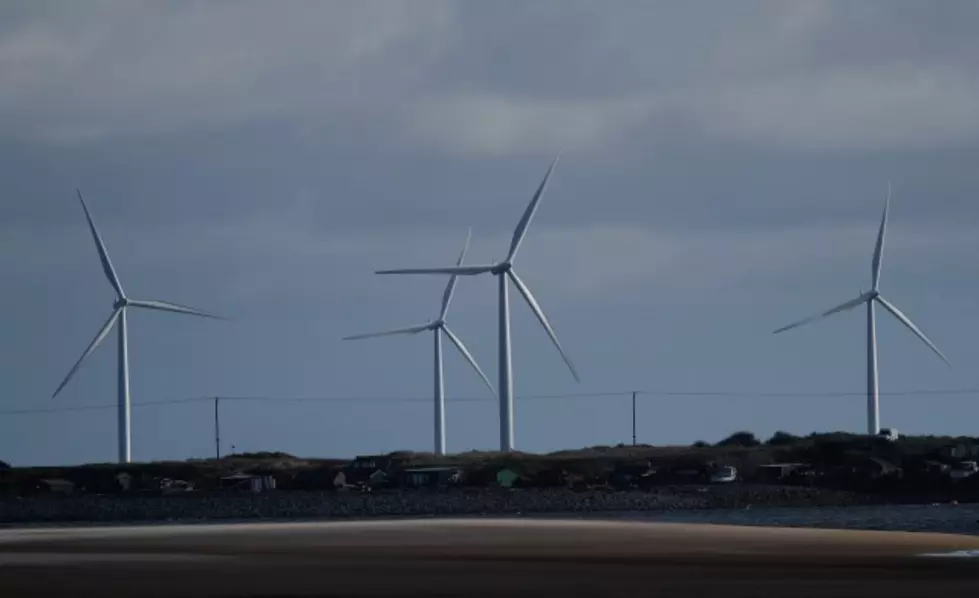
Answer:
xmin=2 ymin=519 xmax=979 ymax=597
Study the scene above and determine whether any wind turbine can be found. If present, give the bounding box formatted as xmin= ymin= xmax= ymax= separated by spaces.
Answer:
xmin=53 ymin=190 xmax=224 ymax=464
xmin=773 ymin=183 xmax=950 ymax=435
xmin=343 ymin=229 xmax=494 ymax=456
xmin=375 ymin=154 xmax=579 ymax=452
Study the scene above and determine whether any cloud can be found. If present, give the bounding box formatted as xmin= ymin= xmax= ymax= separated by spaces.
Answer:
xmin=4 ymin=1 xmax=979 ymax=156
xmin=405 ymin=93 xmax=657 ymax=155
xmin=405 ymin=64 xmax=979 ymax=155
xmin=687 ymin=66 xmax=979 ymax=151
xmin=0 ymin=1 xmax=453 ymax=143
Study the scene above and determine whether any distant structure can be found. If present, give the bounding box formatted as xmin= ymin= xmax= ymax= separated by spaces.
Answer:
xmin=343 ymin=229 xmax=494 ymax=455
xmin=773 ymin=183 xmax=950 ymax=435
xmin=376 ymin=153 xmax=579 ymax=452
xmin=52 ymin=190 xmax=224 ymax=464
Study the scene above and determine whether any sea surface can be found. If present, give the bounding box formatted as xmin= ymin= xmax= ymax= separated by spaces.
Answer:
xmin=3 ymin=504 xmax=979 ymax=536
xmin=542 ymin=504 xmax=979 ymax=536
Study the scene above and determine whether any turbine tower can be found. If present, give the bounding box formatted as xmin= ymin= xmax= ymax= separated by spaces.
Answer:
xmin=343 ymin=230 xmax=495 ymax=456
xmin=773 ymin=183 xmax=950 ymax=435
xmin=53 ymin=190 xmax=223 ymax=464
xmin=375 ymin=154 xmax=579 ymax=452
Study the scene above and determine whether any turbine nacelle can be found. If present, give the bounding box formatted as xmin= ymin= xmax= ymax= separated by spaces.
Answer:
xmin=490 ymin=261 xmax=512 ymax=275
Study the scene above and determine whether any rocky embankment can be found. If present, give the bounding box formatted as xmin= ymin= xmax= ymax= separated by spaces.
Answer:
xmin=0 ymin=485 xmax=872 ymax=525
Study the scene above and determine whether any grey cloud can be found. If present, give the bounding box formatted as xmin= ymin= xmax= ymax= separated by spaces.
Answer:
xmin=401 ymin=1 xmax=979 ymax=154
xmin=2 ymin=1 xmax=978 ymax=277
xmin=5 ymin=1 xmax=979 ymax=155
xmin=0 ymin=1 xmax=452 ymax=141
xmin=685 ymin=66 xmax=979 ymax=150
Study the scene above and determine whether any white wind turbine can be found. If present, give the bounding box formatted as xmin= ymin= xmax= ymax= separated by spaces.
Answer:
xmin=773 ymin=183 xmax=950 ymax=435
xmin=376 ymin=154 xmax=579 ymax=452
xmin=343 ymin=229 xmax=494 ymax=456
xmin=53 ymin=190 xmax=224 ymax=464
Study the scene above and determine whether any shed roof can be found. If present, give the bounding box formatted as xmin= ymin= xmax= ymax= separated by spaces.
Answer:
xmin=404 ymin=466 xmax=460 ymax=473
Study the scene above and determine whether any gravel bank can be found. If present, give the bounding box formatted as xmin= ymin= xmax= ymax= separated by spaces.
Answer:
xmin=0 ymin=485 xmax=870 ymax=524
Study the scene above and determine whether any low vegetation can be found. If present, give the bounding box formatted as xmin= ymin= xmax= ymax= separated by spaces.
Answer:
xmin=2 ymin=432 xmax=978 ymax=499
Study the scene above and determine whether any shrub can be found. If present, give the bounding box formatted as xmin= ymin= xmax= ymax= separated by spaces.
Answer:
xmin=716 ymin=431 xmax=761 ymax=448
xmin=766 ymin=431 xmax=801 ymax=446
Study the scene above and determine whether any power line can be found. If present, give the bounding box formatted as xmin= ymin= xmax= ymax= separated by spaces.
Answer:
xmin=3 ymin=388 xmax=979 ymax=416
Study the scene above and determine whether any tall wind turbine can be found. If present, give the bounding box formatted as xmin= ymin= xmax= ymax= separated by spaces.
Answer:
xmin=343 ymin=230 xmax=494 ymax=456
xmin=376 ymin=154 xmax=579 ymax=452
xmin=53 ymin=190 xmax=223 ymax=464
xmin=773 ymin=183 xmax=950 ymax=435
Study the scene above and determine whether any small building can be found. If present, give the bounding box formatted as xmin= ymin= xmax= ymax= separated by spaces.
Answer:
xmin=289 ymin=464 xmax=342 ymax=491
xmin=877 ymin=428 xmax=900 ymax=442
xmin=343 ymin=454 xmax=401 ymax=489
xmin=403 ymin=466 xmax=463 ymax=489
xmin=907 ymin=459 xmax=949 ymax=478
xmin=219 ymin=473 xmax=277 ymax=492
xmin=847 ymin=457 xmax=902 ymax=480
xmin=343 ymin=467 xmax=390 ymax=488
xmin=662 ymin=466 xmax=707 ymax=484
xmin=942 ymin=444 xmax=979 ymax=460
xmin=364 ymin=470 xmax=388 ymax=489
xmin=709 ymin=465 xmax=738 ymax=484
xmin=609 ymin=462 xmax=656 ymax=489
xmin=38 ymin=478 xmax=75 ymax=496
xmin=116 ymin=472 xmax=133 ymax=492
xmin=755 ymin=463 xmax=809 ymax=483
xmin=496 ymin=468 xmax=521 ymax=488
xmin=159 ymin=478 xmax=195 ymax=494
xmin=348 ymin=454 xmax=398 ymax=473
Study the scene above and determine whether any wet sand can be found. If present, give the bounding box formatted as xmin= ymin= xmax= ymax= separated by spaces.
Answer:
xmin=2 ymin=518 xmax=979 ymax=597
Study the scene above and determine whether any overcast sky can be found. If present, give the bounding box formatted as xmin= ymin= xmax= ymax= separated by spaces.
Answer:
xmin=2 ymin=0 xmax=978 ymax=466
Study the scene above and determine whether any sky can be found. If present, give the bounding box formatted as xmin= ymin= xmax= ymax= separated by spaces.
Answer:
xmin=2 ymin=0 xmax=978 ymax=466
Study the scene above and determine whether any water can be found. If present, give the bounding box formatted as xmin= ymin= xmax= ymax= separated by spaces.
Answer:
xmin=4 ymin=504 xmax=979 ymax=536
xmin=545 ymin=504 xmax=979 ymax=536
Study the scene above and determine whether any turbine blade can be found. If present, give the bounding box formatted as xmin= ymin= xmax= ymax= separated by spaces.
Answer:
xmin=872 ymin=182 xmax=890 ymax=290
xmin=507 ymin=269 xmax=580 ymax=382
xmin=442 ymin=325 xmax=496 ymax=396
xmin=773 ymin=293 xmax=871 ymax=334
xmin=876 ymin=296 xmax=951 ymax=367
xmin=375 ymin=265 xmax=494 ymax=276
xmin=129 ymin=299 xmax=225 ymax=320
xmin=342 ymin=323 xmax=433 ymax=341
xmin=77 ymin=189 xmax=125 ymax=299
xmin=52 ymin=308 xmax=121 ymax=398
xmin=506 ymin=152 xmax=561 ymax=263
xmin=439 ymin=228 xmax=472 ymax=320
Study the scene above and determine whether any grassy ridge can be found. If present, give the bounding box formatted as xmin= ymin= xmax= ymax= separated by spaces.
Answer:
xmin=2 ymin=431 xmax=977 ymax=496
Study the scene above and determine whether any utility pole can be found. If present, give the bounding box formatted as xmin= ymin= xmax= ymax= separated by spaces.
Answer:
xmin=214 ymin=396 xmax=221 ymax=460
xmin=631 ymin=391 xmax=637 ymax=446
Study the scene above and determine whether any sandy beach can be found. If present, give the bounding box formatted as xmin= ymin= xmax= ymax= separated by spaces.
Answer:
xmin=1 ymin=518 xmax=978 ymax=597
